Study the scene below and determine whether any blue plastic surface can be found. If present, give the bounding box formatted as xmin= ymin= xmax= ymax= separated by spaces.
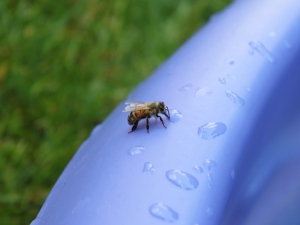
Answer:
xmin=31 ymin=0 xmax=300 ymax=224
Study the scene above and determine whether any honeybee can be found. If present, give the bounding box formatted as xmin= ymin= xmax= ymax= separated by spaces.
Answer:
xmin=123 ymin=101 xmax=170 ymax=133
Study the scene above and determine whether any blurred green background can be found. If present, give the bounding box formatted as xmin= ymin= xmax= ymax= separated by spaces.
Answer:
xmin=0 ymin=0 xmax=232 ymax=224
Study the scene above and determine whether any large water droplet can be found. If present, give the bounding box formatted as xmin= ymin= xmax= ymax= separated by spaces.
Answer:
xmin=249 ymin=41 xmax=276 ymax=63
xmin=218 ymin=77 xmax=226 ymax=84
xmin=166 ymin=170 xmax=199 ymax=190
xmin=192 ymin=165 xmax=204 ymax=174
xmin=225 ymin=91 xmax=245 ymax=106
xmin=149 ymin=203 xmax=179 ymax=223
xmin=179 ymin=84 xmax=193 ymax=92
xmin=203 ymin=159 xmax=217 ymax=171
xmin=198 ymin=122 xmax=227 ymax=139
xmin=128 ymin=146 xmax=145 ymax=155
xmin=194 ymin=87 xmax=213 ymax=97
xmin=143 ymin=162 xmax=155 ymax=175
xmin=169 ymin=109 xmax=182 ymax=123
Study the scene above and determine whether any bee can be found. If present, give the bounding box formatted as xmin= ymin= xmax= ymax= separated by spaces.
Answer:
xmin=123 ymin=101 xmax=170 ymax=133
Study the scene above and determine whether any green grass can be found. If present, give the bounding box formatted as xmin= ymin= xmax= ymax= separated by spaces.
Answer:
xmin=0 ymin=0 xmax=232 ymax=224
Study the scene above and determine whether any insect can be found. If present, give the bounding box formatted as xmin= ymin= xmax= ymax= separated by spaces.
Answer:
xmin=123 ymin=101 xmax=170 ymax=133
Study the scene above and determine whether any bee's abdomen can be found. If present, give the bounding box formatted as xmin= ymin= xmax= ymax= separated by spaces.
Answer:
xmin=128 ymin=112 xmax=137 ymax=125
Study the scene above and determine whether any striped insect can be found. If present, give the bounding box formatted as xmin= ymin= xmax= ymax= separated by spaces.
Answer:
xmin=123 ymin=101 xmax=170 ymax=133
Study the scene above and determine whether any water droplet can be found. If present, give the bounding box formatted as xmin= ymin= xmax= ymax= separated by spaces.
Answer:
xmin=225 ymin=91 xmax=245 ymax=106
xmin=198 ymin=122 xmax=227 ymax=139
xmin=179 ymin=84 xmax=193 ymax=92
xmin=206 ymin=207 xmax=214 ymax=218
xmin=194 ymin=87 xmax=213 ymax=97
xmin=203 ymin=159 xmax=217 ymax=171
xmin=218 ymin=77 xmax=226 ymax=84
xmin=230 ymin=170 xmax=235 ymax=180
xmin=128 ymin=146 xmax=145 ymax=155
xmin=169 ymin=109 xmax=182 ymax=123
xmin=149 ymin=203 xmax=179 ymax=223
xmin=143 ymin=162 xmax=155 ymax=175
xmin=249 ymin=41 xmax=276 ymax=63
xmin=225 ymin=58 xmax=235 ymax=65
xmin=166 ymin=170 xmax=199 ymax=190
xmin=207 ymin=173 xmax=213 ymax=182
xmin=192 ymin=165 xmax=204 ymax=174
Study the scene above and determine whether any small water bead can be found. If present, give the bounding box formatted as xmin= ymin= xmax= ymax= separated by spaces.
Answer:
xmin=203 ymin=159 xmax=217 ymax=171
xmin=249 ymin=41 xmax=276 ymax=63
xmin=207 ymin=173 xmax=213 ymax=182
xmin=218 ymin=77 xmax=226 ymax=84
xmin=143 ymin=162 xmax=155 ymax=175
xmin=169 ymin=109 xmax=182 ymax=123
xmin=149 ymin=203 xmax=179 ymax=223
xmin=128 ymin=146 xmax=145 ymax=156
xmin=194 ymin=87 xmax=213 ymax=97
xmin=198 ymin=122 xmax=227 ymax=139
xmin=243 ymin=86 xmax=251 ymax=92
xmin=192 ymin=165 xmax=204 ymax=174
xmin=166 ymin=170 xmax=199 ymax=190
xmin=179 ymin=84 xmax=193 ymax=92
xmin=225 ymin=91 xmax=245 ymax=106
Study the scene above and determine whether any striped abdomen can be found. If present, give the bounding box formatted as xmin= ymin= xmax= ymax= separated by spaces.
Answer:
xmin=127 ymin=110 xmax=149 ymax=125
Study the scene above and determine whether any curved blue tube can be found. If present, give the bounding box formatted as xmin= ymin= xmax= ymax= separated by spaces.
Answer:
xmin=31 ymin=0 xmax=300 ymax=224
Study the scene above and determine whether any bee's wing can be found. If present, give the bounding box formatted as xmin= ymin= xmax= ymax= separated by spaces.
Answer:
xmin=123 ymin=101 xmax=149 ymax=112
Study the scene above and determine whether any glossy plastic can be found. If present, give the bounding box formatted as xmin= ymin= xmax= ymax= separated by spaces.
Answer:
xmin=31 ymin=0 xmax=300 ymax=224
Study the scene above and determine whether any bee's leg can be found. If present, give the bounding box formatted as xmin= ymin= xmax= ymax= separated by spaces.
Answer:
xmin=146 ymin=116 xmax=150 ymax=133
xmin=128 ymin=120 xmax=139 ymax=133
xmin=165 ymin=107 xmax=170 ymax=119
xmin=163 ymin=112 xmax=170 ymax=120
xmin=157 ymin=114 xmax=167 ymax=128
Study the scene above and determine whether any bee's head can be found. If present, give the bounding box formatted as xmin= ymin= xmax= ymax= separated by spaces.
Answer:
xmin=159 ymin=101 xmax=170 ymax=119
xmin=158 ymin=102 xmax=166 ymax=113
